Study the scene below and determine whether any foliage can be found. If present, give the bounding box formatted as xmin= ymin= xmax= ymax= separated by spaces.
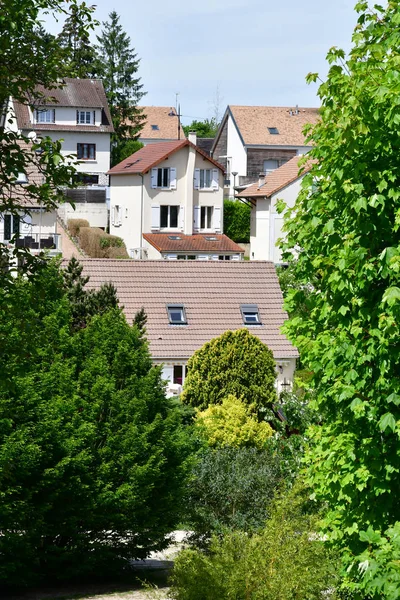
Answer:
xmin=0 ymin=0 xmax=94 ymax=278
xmin=94 ymin=10 xmax=146 ymax=162
xmin=171 ymin=483 xmax=339 ymax=600
xmin=223 ymin=199 xmax=250 ymax=243
xmin=279 ymin=1 xmax=400 ymax=596
xmin=0 ymin=261 xmax=194 ymax=588
xmin=112 ymin=139 xmax=144 ymax=166
xmin=195 ymin=395 xmax=273 ymax=449
xmin=181 ymin=329 xmax=277 ymax=417
xmin=182 ymin=118 xmax=219 ymax=139
xmin=67 ymin=218 xmax=89 ymax=238
xmin=184 ymin=446 xmax=284 ymax=542
xmin=78 ymin=226 xmax=128 ymax=258
xmin=276 ymin=262 xmax=313 ymax=321
xmin=58 ymin=2 xmax=97 ymax=77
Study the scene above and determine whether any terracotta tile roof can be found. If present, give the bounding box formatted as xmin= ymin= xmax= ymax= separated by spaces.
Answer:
xmin=237 ymin=155 xmax=313 ymax=198
xmin=143 ymin=233 xmax=244 ymax=254
xmin=226 ymin=105 xmax=319 ymax=147
xmin=13 ymin=78 xmax=113 ymax=133
xmin=135 ymin=106 xmax=186 ymax=140
xmin=70 ymin=260 xmax=298 ymax=360
xmin=108 ymin=140 xmax=224 ymax=175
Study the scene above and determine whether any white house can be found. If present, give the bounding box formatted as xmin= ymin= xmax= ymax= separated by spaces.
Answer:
xmin=108 ymin=133 xmax=242 ymax=260
xmin=73 ymin=259 xmax=298 ymax=396
xmin=211 ymin=105 xmax=319 ymax=198
xmin=237 ymin=155 xmax=313 ymax=263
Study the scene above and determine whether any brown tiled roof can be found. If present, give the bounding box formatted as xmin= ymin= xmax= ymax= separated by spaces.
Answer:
xmin=13 ymin=78 xmax=113 ymax=133
xmin=4 ymin=140 xmax=47 ymax=209
xmin=237 ymin=155 xmax=313 ymax=198
xmin=108 ymin=140 xmax=224 ymax=175
xmin=225 ymin=105 xmax=319 ymax=147
xmin=143 ymin=233 xmax=243 ymax=254
xmin=135 ymin=106 xmax=186 ymax=140
xmin=70 ymin=260 xmax=298 ymax=360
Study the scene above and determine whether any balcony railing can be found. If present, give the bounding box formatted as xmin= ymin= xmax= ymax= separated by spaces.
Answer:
xmin=13 ymin=233 xmax=61 ymax=252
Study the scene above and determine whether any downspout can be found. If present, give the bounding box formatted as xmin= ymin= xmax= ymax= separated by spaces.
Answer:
xmin=140 ymin=174 xmax=144 ymax=259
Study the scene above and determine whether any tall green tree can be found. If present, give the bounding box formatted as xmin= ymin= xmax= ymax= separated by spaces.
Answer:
xmin=58 ymin=2 xmax=97 ymax=77
xmin=94 ymin=11 xmax=146 ymax=164
xmin=182 ymin=118 xmax=219 ymax=139
xmin=280 ymin=1 xmax=400 ymax=596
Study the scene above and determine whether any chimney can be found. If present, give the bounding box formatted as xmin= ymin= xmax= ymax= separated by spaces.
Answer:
xmin=295 ymin=104 xmax=299 ymax=115
xmin=188 ymin=130 xmax=197 ymax=145
xmin=258 ymin=172 xmax=266 ymax=187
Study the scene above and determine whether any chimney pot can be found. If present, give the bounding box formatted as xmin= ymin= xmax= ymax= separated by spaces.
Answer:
xmin=258 ymin=172 xmax=266 ymax=187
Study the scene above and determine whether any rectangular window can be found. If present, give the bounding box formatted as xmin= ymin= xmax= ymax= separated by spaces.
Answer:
xmin=200 ymin=206 xmax=213 ymax=229
xmin=167 ymin=304 xmax=187 ymax=324
xmin=77 ymin=110 xmax=93 ymax=124
xmin=76 ymin=173 xmax=99 ymax=185
xmin=77 ymin=143 xmax=96 ymax=160
xmin=240 ymin=304 xmax=262 ymax=325
xmin=35 ymin=109 xmax=55 ymax=123
xmin=263 ymin=159 xmax=279 ymax=174
xmin=4 ymin=214 xmax=20 ymax=241
xmin=157 ymin=168 xmax=170 ymax=188
xmin=160 ymin=205 xmax=179 ymax=228
xmin=199 ymin=169 xmax=212 ymax=189
xmin=173 ymin=365 xmax=183 ymax=385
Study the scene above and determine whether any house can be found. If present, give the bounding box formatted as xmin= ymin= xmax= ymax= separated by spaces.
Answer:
xmin=108 ymin=133 xmax=241 ymax=260
xmin=134 ymin=106 xmax=186 ymax=144
xmin=0 ymin=140 xmax=61 ymax=255
xmin=237 ymin=155 xmax=313 ymax=263
xmin=73 ymin=259 xmax=298 ymax=395
xmin=211 ymin=105 xmax=319 ymax=198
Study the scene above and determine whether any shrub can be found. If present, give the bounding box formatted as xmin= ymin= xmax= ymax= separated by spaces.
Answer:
xmin=181 ymin=329 xmax=277 ymax=417
xmin=223 ymin=199 xmax=250 ymax=243
xmin=195 ymin=395 xmax=273 ymax=449
xmin=67 ymin=218 xmax=89 ymax=237
xmin=171 ymin=484 xmax=339 ymax=600
xmin=79 ymin=226 xmax=128 ymax=258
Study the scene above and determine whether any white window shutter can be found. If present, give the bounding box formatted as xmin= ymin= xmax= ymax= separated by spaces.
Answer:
xmin=213 ymin=206 xmax=221 ymax=232
xmin=111 ymin=205 xmax=115 ymax=226
xmin=212 ymin=169 xmax=219 ymax=190
xmin=151 ymin=168 xmax=158 ymax=189
xmin=197 ymin=254 xmax=208 ymax=261
xmin=151 ymin=204 xmax=160 ymax=230
xmin=179 ymin=206 xmax=185 ymax=230
xmin=118 ymin=206 xmax=122 ymax=226
xmin=20 ymin=213 xmax=32 ymax=233
xmin=194 ymin=168 xmax=200 ymax=190
xmin=231 ymin=254 xmax=240 ymax=261
xmin=166 ymin=254 xmax=177 ymax=260
xmin=161 ymin=365 xmax=174 ymax=382
xmin=170 ymin=167 xmax=177 ymax=190
xmin=193 ymin=205 xmax=200 ymax=232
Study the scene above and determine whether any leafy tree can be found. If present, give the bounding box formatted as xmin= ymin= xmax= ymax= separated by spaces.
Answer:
xmin=181 ymin=329 xmax=277 ymax=417
xmin=182 ymin=118 xmax=219 ymax=139
xmin=58 ymin=2 xmax=96 ymax=77
xmin=279 ymin=1 xmax=400 ymax=596
xmin=195 ymin=395 xmax=273 ymax=449
xmin=171 ymin=483 xmax=339 ymax=600
xmin=111 ymin=139 xmax=144 ymax=166
xmin=223 ymin=199 xmax=250 ymax=243
xmin=94 ymin=11 xmax=146 ymax=164
xmin=0 ymin=261 xmax=194 ymax=587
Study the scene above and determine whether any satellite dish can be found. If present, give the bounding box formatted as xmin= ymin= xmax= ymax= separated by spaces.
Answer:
xmin=27 ymin=131 xmax=37 ymax=141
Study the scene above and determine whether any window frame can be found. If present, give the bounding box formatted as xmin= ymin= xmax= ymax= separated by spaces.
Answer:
xmin=240 ymin=304 xmax=262 ymax=325
xmin=199 ymin=168 xmax=212 ymax=189
xmin=200 ymin=206 xmax=213 ymax=230
xmin=157 ymin=167 xmax=170 ymax=189
xmin=77 ymin=110 xmax=93 ymax=125
xmin=77 ymin=143 xmax=96 ymax=160
xmin=35 ymin=108 xmax=55 ymax=124
xmin=160 ymin=205 xmax=180 ymax=229
xmin=166 ymin=304 xmax=187 ymax=325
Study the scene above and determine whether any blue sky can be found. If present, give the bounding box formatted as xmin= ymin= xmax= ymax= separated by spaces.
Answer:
xmin=46 ymin=0 xmax=358 ymax=126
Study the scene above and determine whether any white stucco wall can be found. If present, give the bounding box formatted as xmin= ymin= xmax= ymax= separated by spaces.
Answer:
xmin=57 ymin=202 xmax=108 ymax=229
xmin=226 ymin=114 xmax=247 ymax=198
xmin=109 ymin=174 xmax=143 ymax=252
xmin=42 ymin=131 xmax=110 ymax=176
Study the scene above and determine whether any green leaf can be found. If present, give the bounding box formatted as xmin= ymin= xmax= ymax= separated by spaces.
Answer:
xmin=387 ymin=393 xmax=400 ymax=406
xmin=379 ymin=413 xmax=396 ymax=433
xmin=359 ymin=527 xmax=383 ymax=545
xmin=382 ymin=287 xmax=400 ymax=306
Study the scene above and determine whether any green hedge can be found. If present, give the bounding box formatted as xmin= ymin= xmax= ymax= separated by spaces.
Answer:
xmin=223 ymin=200 xmax=250 ymax=243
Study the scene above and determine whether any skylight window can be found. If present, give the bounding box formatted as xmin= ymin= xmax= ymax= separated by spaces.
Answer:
xmin=151 ymin=124 xmax=159 ymax=130
xmin=168 ymin=235 xmax=181 ymax=240
xmin=240 ymin=304 xmax=261 ymax=325
xmin=268 ymin=127 xmax=279 ymax=135
xmin=167 ymin=304 xmax=187 ymax=324
xmin=204 ymin=236 xmax=218 ymax=241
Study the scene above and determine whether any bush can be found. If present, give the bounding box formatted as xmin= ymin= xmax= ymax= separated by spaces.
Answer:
xmin=195 ymin=395 xmax=273 ymax=449
xmin=67 ymin=218 xmax=89 ymax=237
xmin=184 ymin=446 xmax=283 ymax=540
xmin=223 ymin=199 xmax=250 ymax=243
xmin=181 ymin=329 xmax=277 ymax=417
xmin=171 ymin=484 xmax=339 ymax=600
xmin=79 ymin=226 xmax=128 ymax=258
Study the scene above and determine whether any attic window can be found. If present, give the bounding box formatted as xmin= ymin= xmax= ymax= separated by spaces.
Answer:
xmin=167 ymin=304 xmax=187 ymax=325
xmin=267 ymin=127 xmax=279 ymax=135
xmin=151 ymin=124 xmax=159 ymax=130
xmin=204 ymin=236 xmax=218 ymax=241
xmin=240 ymin=304 xmax=261 ymax=325
xmin=168 ymin=235 xmax=181 ymax=240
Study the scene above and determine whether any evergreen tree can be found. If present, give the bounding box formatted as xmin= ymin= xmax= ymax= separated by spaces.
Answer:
xmin=58 ymin=2 xmax=96 ymax=78
xmin=95 ymin=11 xmax=146 ymax=164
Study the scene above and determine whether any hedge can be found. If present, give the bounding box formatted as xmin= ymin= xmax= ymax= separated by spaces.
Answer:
xmin=67 ymin=219 xmax=89 ymax=238
xmin=79 ymin=227 xmax=129 ymax=259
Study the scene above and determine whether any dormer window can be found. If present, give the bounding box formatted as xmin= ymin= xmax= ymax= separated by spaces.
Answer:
xmin=167 ymin=304 xmax=187 ymax=324
xmin=77 ymin=111 xmax=94 ymax=125
xmin=268 ymin=127 xmax=279 ymax=135
xmin=241 ymin=304 xmax=261 ymax=325
xmin=35 ymin=109 xmax=55 ymax=123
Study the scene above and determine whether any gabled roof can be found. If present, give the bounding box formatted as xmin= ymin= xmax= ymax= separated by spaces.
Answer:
xmin=108 ymin=140 xmax=225 ymax=175
xmin=214 ymin=105 xmax=319 ymax=149
xmin=70 ymin=260 xmax=298 ymax=360
xmin=13 ymin=78 xmax=114 ymax=133
xmin=143 ymin=233 xmax=243 ymax=254
xmin=135 ymin=106 xmax=186 ymax=140
xmin=237 ymin=155 xmax=313 ymax=199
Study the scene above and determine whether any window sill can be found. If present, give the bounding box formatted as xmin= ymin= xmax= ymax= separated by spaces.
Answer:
xmin=78 ymin=160 xmax=97 ymax=163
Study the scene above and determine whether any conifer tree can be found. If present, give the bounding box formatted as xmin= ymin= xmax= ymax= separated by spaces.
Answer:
xmin=58 ymin=2 xmax=96 ymax=78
